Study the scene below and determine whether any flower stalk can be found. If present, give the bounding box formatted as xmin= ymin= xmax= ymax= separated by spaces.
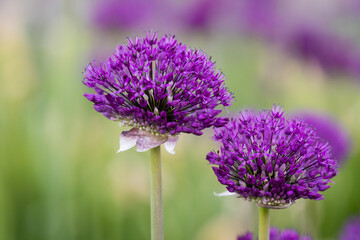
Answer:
xmin=150 ymin=146 xmax=163 ymax=240
xmin=259 ymin=207 xmax=270 ymax=240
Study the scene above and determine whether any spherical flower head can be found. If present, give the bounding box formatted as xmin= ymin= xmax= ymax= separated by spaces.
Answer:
xmin=237 ymin=227 xmax=312 ymax=240
xmin=206 ymin=105 xmax=338 ymax=209
xmin=83 ymin=33 xmax=233 ymax=152
xmin=340 ymin=217 xmax=360 ymax=240
xmin=299 ymin=111 xmax=351 ymax=165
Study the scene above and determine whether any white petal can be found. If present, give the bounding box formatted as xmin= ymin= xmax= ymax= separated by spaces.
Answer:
xmin=164 ymin=135 xmax=179 ymax=154
xmin=213 ymin=191 xmax=237 ymax=197
xmin=117 ymin=128 xmax=175 ymax=153
xmin=135 ymin=131 xmax=168 ymax=152
xmin=117 ymin=128 xmax=139 ymax=152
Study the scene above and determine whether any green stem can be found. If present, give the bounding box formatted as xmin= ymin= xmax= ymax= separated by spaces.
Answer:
xmin=259 ymin=207 xmax=270 ymax=240
xmin=304 ymin=200 xmax=319 ymax=239
xmin=150 ymin=146 xmax=163 ymax=240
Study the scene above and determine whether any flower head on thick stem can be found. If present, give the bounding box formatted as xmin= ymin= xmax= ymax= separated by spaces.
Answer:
xmin=207 ymin=105 xmax=338 ymax=208
xmin=83 ymin=33 xmax=233 ymax=153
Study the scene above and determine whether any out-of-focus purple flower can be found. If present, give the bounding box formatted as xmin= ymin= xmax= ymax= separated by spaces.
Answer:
xmin=299 ymin=112 xmax=351 ymax=165
xmin=342 ymin=0 xmax=360 ymax=15
xmin=237 ymin=227 xmax=312 ymax=240
xmin=340 ymin=217 xmax=360 ymax=240
xmin=182 ymin=0 xmax=218 ymax=31
xmin=178 ymin=0 xmax=238 ymax=33
xmin=237 ymin=232 xmax=252 ymax=240
xmin=92 ymin=0 xmax=155 ymax=30
xmin=238 ymin=0 xmax=360 ymax=78
xmin=83 ymin=33 xmax=233 ymax=152
xmin=239 ymin=0 xmax=282 ymax=39
xmin=207 ymin=106 xmax=338 ymax=209
xmin=287 ymin=27 xmax=360 ymax=77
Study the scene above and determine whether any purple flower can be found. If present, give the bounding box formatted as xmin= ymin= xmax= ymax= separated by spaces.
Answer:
xmin=182 ymin=0 xmax=218 ymax=31
xmin=83 ymin=33 xmax=233 ymax=152
xmin=206 ymin=106 xmax=338 ymax=208
xmin=287 ymin=27 xmax=360 ymax=77
xmin=238 ymin=0 xmax=360 ymax=78
xmin=179 ymin=0 xmax=229 ymax=32
xmin=92 ymin=0 xmax=155 ymax=30
xmin=340 ymin=217 xmax=360 ymax=240
xmin=237 ymin=232 xmax=252 ymax=240
xmin=298 ymin=112 xmax=351 ymax=165
xmin=237 ymin=227 xmax=312 ymax=240
xmin=239 ymin=0 xmax=282 ymax=39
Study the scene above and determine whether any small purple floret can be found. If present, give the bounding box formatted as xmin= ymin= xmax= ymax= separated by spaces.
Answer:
xmin=207 ymin=105 xmax=338 ymax=208
xmin=340 ymin=217 xmax=360 ymax=240
xmin=83 ymin=33 xmax=233 ymax=136
xmin=237 ymin=227 xmax=312 ymax=240
xmin=237 ymin=232 xmax=252 ymax=240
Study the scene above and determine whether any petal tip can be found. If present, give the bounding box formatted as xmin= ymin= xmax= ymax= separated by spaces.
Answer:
xmin=164 ymin=135 xmax=179 ymax=155
xmin=213 ymin=191 xmax=237 ymax=197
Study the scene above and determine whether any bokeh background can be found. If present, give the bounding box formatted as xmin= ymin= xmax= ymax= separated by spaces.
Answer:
xmin=1 ymin=0 xmax=360 ymax=239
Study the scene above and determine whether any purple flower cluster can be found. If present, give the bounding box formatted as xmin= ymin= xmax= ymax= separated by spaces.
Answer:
xmin=340 ymin=217 xmax=360 ymax=240
xmin=83 ymin=33 xmax=233 ymax=137
xmin=238 ymin=227 xmax=311 ymax=240
xmin=299 ymin=112 xmax=351 ymax=165
xmin=206 ymin=106 xmax=338 ymax=208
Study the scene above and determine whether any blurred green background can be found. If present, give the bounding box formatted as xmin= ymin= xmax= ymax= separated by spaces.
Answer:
xmin=1 ymin=0 xmax=360 ymax=239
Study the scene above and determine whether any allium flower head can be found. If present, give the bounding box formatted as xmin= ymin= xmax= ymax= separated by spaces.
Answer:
xmin=238 ymin=227 xmax=312 ymax=240
xmin=207 ymin=106 xmax=338 ymax=208
xmin=340 ymin=217 xmax=360 ymax=240
xmin=83 ymin=33 xmax=233 ymax=153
